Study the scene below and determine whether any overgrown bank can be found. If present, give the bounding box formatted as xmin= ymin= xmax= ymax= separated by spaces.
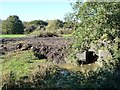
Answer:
xmin=1 ymin=50 xmax=120 ymax=89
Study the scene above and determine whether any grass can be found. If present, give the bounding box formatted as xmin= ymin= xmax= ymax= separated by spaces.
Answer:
xmin=1 ymin=50 xmax=120 ymax=89
xmin=0 ymin=34 xmax=26 ymax=38
xmin=1 ymin=50 xmax=48 ymax=79
xmin=62 ymin=34 xmax=72 ymax=38
xmin=0 ymin=50 xmax=102 ymax=80
xmin=0 ymin=34 xmax=72 ymax=38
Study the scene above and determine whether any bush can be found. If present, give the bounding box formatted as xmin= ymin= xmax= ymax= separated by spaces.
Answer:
xmin=29 ymin=30 xmax=59 ymax=37
xmin=46 ymin=19 xmax=64 ymax=32
xmin=57 ymin=28 xmax=74 ymax=35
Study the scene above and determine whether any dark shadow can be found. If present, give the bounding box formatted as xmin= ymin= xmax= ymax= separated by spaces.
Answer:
xmin=77 ymin=51 xmax=99 ymax=65
xmin=86 ymin=51 xmax=98 ymax=64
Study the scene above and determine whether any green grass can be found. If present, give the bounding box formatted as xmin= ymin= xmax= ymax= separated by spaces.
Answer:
xmin=1 ymin=50 xmax=48 ymax=79
xmin=0 ymin=34 xmax=26 ymax=38
xmin=1 ymin=50 xmax=120 ymax=89
xmin=62 ymin=34 xmax=72 ymax=39
xmin=62 ymin=34 xmax=72 ymax=37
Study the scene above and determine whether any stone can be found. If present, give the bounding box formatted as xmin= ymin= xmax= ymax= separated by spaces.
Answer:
xmin=76 ymin=50 xmax=98 ymax=65
xmin=76 ymin=51 xmax=86 ymax=61
xmin=98 ymin=50 xmax=112 ymax=61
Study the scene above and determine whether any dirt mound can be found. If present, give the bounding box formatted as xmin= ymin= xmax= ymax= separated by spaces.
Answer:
xmin=31 ymin=42 xmax=67 ymax=64
xmin=0 ymin=37 xmax=72 ymax=64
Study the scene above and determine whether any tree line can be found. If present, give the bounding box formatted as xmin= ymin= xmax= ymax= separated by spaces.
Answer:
xmin=0 ymin=15 xmax=74 ymax=34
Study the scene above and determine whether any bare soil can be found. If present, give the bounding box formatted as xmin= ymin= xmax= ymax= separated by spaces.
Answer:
xmin=0 ymin=37 xmax=73 ymax=64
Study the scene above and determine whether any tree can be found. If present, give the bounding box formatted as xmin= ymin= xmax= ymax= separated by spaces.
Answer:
xmin=64 ymin=13 xmax=75 ymax=29
xmin=2 ymin=15 xmax=24 ymax=34
xmin=46 ymin=19 xmax=64 ymax=31
xmin=70 ymin=1 xmax=120 ymax=51
xmin=24 ymin=20 xmax=48 ymax=27
xmin=23 ymin=20 xmax=48 ymax=34
xmin=28 ymin=20 xmax=48 ymax=26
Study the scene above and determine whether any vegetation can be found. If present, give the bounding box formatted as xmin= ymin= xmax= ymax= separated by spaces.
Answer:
xmin=29 ymin=30 xmax=59 ymax=37
xmin=1 ymin=50 xmax=120 ymax=89
xmin=26 ymin=19 xmax=73 ymax=37
xmin=0 ymin=0 xmax=120 ymax=89
xmin=0 ymin=34 xmax=26 ymax=38
xmin=65 ymin=1 xmax=120 ymax=64
xmin=1 ymin=50 xmax=48 ymax=79
xmin=2 ymin=15 xmax=24 ymax=34
xmin=25 ymin=20 xmax=48 ymax=26
xmin=46 ymin=19 xmax=64 ymax=31
xmin=23 ymin=20 xmax=48 ymax=34
xmin=1 ymin=15 xmax=74 ymax=36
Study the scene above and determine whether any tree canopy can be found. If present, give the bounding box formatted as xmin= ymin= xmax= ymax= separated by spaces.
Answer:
xmin=2 ymin=15 xmax=24 ymax=34
xmin=24 ymin=20 xmax=48 ymax=26
xmin=70 ymin=1 xmax=120 ymax=51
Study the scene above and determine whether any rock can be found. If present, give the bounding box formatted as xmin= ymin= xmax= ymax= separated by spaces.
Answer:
xmin=76 ymin=50 xmax=98 ymax=65
xmin=76 ymin=51 xmax=86 ymax=61
xmin=98 ymin=50 xmax=112 ymax=61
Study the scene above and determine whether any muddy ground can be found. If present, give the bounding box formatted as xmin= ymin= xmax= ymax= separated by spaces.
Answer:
xmin=0 ymin=37 xmax=73 ymax=64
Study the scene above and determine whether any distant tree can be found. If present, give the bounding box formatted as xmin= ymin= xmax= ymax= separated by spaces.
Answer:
xmin=24 ymin=25 xmax=36 ymax=34
xmin=23 ymin=20 xmax=48 ymax=34
xmin=26 ymin=20 xmax=48 ymax=26
xmin=46 ymin=19 xmax=64 ymax=31
xmin=2 ymin=15 xmax=24 ymax=34
xmin=64 ymin=12 xmax=77 ymax=29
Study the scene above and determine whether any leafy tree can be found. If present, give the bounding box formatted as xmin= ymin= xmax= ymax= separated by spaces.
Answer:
xmin=26 ymin=20 xmax=48 ymax=26
xmin=23 ymin=20 xmax=48 ymax=34
xmin=65 ymin=1 xmax=120 ymax=88
xmin=70 ymin=1 xmax=120 ymax=51
xmin=2 ymin=15 xmax=24 ymax=34
xmin=46 ymin=19 xmax=64 ymax=31
xmin=64 ymin=13 xmax=76 ymax=29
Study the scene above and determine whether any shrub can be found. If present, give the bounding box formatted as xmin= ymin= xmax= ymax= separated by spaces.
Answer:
xmin=29 ymin=30 xmax=59 ymax=37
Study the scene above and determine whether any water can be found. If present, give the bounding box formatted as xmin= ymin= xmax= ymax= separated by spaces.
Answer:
xmin=59 ymin=62 xmax=102 ymax=73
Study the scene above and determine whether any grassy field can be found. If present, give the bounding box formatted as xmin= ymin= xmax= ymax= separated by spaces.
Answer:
xmin=0 ymin=34 xmax=71 ymax=38
xmin=0 ymin=34 xmax=26 ymax=38
xmin=1 ymin=50 xmax=49 ymax=79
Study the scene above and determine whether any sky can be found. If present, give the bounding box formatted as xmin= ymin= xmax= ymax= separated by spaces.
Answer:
xmin=0 ymin=0 xmax=76 ymax=22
